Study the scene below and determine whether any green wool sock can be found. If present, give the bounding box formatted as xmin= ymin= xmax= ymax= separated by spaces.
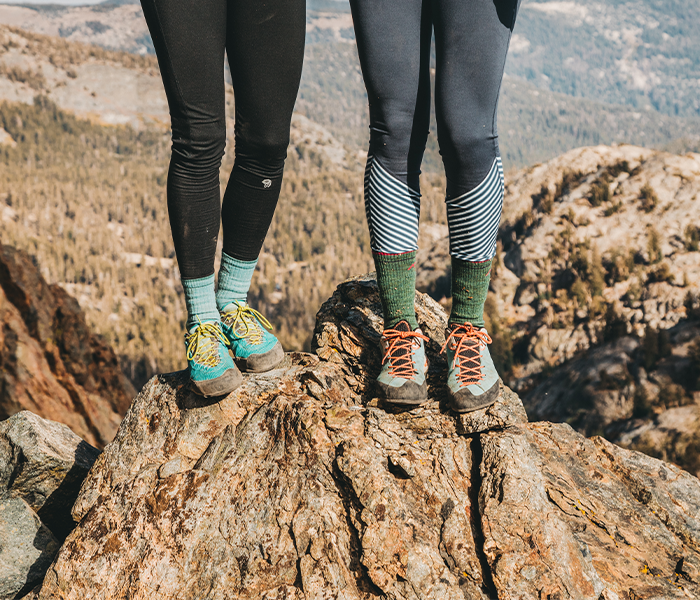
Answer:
xmin=216 ymin=252 xmax=258 ymax=311
xmin=182 ymin=274 xmax=220 ymax=332
xmin=373 ymin=251 xmax=418 ymax=330
xmin=449 ymin=257 xmax=493 ymax=328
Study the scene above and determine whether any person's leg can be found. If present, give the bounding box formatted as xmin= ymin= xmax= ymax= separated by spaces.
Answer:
xmin=350 ymin=0 xmax=432 ymax=404
xmin=215 ymin=0 xmax=306 ymax=372
xmin=141 ymin=0 xmax=240 ymax=396
xmin=433 ymin=0 xmax=520 ymax=411
xmin=351 ymin=0 xmax=432 ymax=331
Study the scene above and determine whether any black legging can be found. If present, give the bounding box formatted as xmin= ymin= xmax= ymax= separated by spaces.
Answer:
xmin=141 ymin=0 xmax=305 ymax=279
xmin=351 ymin=0 xmax=519 ymax=261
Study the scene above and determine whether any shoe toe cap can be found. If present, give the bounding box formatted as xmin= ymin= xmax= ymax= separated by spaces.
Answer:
xmin=449 ymin=380 xmax=500 ymax=413
xmin=377 ymin=379 xmax=428 ymax=405
xmin=190 ymin=367 xmax=243 ymax=398
xmin=241 ymin=342 xmax=285 ymax=373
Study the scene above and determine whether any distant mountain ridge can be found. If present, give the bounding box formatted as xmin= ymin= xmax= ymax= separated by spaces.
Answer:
xmin=0 ymin=3 xmax=152 ymax=54
xmin=509 ymin=0 xmax=700 ymax=119
xmin=1 ymin=1 xmax=699 ymax=169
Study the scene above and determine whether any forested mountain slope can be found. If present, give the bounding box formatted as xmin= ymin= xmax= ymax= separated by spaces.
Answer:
xmin=1 ymin=2 xmax=700 ymax=169
xmin=508 ymin=0 xmax=700 ymax=119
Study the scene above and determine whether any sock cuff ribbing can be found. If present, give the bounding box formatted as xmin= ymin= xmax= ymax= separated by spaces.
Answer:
xmin=182 ymin=273 xmax=220 ymax=332
xmin=373 ymin=250 xmax=419 ymax=330
xmin=216 ymin=252 xmax=258 ymax=311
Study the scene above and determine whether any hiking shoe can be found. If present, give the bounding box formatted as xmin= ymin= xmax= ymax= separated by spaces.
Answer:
xmin=376 ymin=320 xmax=429 ymax=406
xmin=185 ymin=321 xmax=242 ymax=397
xmin=441 ymin=323 xmax=500 ymax=413
xmin=220 ymin=301 xmax=284 ymax=373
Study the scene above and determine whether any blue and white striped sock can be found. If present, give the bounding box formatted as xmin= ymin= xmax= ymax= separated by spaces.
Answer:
xmin=446 ymin=156 xmax=504 ymax=262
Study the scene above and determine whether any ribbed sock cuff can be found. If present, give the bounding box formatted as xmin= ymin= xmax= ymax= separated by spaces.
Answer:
xmin=182 ymin=274 xmax=219 ymax=332
xmin=373 ymin=250 xmax=418 ymax=330
xmin=216 ymin=252 xmax=258 ymax=311
xmin=449 ymin=257 xmax=493 ymax=328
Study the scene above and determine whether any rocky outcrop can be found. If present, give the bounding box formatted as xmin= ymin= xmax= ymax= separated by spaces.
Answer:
xmin=0 ymin=411 xmax=100 ymax=599
xmin=0 ymin=242 xmax=135 ymax=447
xmin=0 ymin=496 xmax=59 ymax=600
xmin=27 ymin=277 xmax=700 ymax=599
xmin=417 ymin=145 xmax=700 ymax=476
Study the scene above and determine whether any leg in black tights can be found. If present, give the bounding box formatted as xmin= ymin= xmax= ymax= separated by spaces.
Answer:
xmin=350 ymin=0 xmax=519 ymax=260
xmin=223 ymin=0 xmax=306 ymax=262
xmin=140 ymin=0 xmax=305 ymax=279
xmin=433 ymin=0 xmax=519 ymax=197
xmin=351 ymin=0 xmax=520 ymax=411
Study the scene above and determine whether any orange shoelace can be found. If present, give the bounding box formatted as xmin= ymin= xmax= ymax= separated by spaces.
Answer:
xmin=440 ymin=323 xmax=492 ymax=385
xmin=381 ymin=328 xmax=429 ymax=379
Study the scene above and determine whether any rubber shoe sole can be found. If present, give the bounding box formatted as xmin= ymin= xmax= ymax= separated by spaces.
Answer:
xmin=234 ymin=342 xmax=285 ymax=373
xmin=190 ymin=366 xmax=243 ymax=398
xmin=448 ymin=380 xmax=500 ymax=413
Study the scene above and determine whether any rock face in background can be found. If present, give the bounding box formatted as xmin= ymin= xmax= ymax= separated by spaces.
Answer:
xmin=525 ymin=319 xmax=700 ymax=477
xmin=0 ymin=411 xmax=100 ymax=599
xmin=418 ymin=145 xmax=700 ymax=477
xmin=0 ymin=242 xmax=135 ymax=447
xmin=28 ymin=278 xmax=700 ymax=600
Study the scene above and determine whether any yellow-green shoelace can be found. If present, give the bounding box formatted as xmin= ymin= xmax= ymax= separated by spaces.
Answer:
xmin=185 ymin=321 xmax=230 ymax=367
xmin=221 ymin=304 xmax=273 ymax=346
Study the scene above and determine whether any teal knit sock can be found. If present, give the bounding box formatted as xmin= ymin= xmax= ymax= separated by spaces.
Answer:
xmin=216 ymin=252 xmax=258 ymax=311
xmin=373 ymin=251 xmax=419 ymax=330
xmin=182 ymin=274 xmax=220 ymax=332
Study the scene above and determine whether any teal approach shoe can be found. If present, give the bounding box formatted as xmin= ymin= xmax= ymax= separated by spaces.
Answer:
xmin=220 ymin=301 xmax=284 ymax=373
xmin=376 ymin=320 xmax=430 ymax=406
xmin=185 ymin=321 xmax=242 ymax=397
xmin=441 ymin=323 xmax=500 ymax=413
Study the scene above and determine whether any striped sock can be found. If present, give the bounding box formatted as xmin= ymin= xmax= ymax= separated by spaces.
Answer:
xmin=216 ymin=252 xmax=258 ymax=311
xmin=364 ymin=155 xmax=420 ymax=254
xmin=449 ymin=257 xmax=492 ymax=328
xmin=446 ymin=156 xmax=504 ymax=262
xmin=362 ymin=155 xmax=421 ymax=330
xmin=374 ymin=251 xmax=418 ymax=330
xmin=182 ymin=274 xmax=220 ymax=332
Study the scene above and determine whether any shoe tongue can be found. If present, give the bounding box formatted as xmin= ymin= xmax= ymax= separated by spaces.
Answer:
xmin=222 ymin=300 xmax=246 ymax=313
xmin=393 ymin=320 xmax=413 ymax=333
xmin=387 ymin=320 xmax=415 ymax=359
xmin=187 ymin=319 xmax=219 ymax=335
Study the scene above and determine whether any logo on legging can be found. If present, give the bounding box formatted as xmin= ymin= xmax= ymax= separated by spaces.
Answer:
xmin=262 ymin=179 xmax=272 ymax=188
